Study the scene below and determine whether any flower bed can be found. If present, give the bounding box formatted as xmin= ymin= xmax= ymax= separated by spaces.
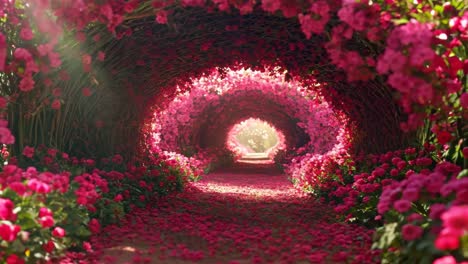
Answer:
xmin=286 ymin=144 xmax=468 ymax=263
xmin=0 ymin=145 xmax=205 ymax=263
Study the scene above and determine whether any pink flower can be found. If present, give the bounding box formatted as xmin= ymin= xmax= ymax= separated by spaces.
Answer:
xmin=83 ymin=241 xmax=93 ymax=252
xmin=0 ymin=96 xmax=7 ymax=109
xmin=38 ymin=216 xmax=55 ymax=228
xmin=429 ymin=204 xmax=446 ymax=220
xmin=433 ymin=256 xmax=457 ymax=264
xmin=156 ymin=10 xmax=168 ymax=24
xmin=435 ymin=233 xmax=460 ymax=250
xmin=27 ymin=179 xmax=51 ymax=194
xmin=13 ymin=48 xmax=32 ymax=61
xmin=114 ymin=194 xmax=123 ymax=202
xmin=82 ymin=54 xmax=92 ymax=72
xmin=22 ymin=146 xmax=35 ymax=158
xmin=441 ymin=205 xmax=468 ymax=232
xmin=97 ymin=51 xmax=105 ymax=61
xmin=88 ymin=219 xmax=101 ymax=234
xmin=19 ymin=75 xmax=35 ymax=92
xmin=43 ymin=240 xmax=55 ymax=253
xmin=19 ymin=27 xmax=34 ymax=41
xmin=52 ymin=227 xmax=66 ymax=238
xmin=6 ymin=254 xmax=25 ymax=264
xmin=0 ymin=198 xmax=16 ymax=221
xmin=51 ymin=99 xmax=61 ymax=110
xmin=48 ymin=52 xmax=62 ymax=68
xmin=39 ymin=207 xmax=53 ymax=218
xmin=0 ymin=33 xmax=6 ymax=71
xmin=82 ymin=87 xmax=92 ymax=97
xmin=401 ymin=224 xmax=423 ymax=240
xmin=8 ymin=182 xmax=27 ymax=196
xmin=261 ymin=0 xmax=281 ymax=13
xmin=394 ymin=199 xmax=412 ymax=213
xmin=461 ymin=93 xmax=468 ymax=109
xmin=436 ymin=131 xmax=452 ymax=145
xmin=463 ymin=147 xmax=468 ymax=159
xmin=0 ymin=223 xmax=21 ymax=242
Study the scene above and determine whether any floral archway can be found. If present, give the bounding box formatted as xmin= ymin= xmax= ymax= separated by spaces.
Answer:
xmin=0 ymin=0 xmax=466 ymax=263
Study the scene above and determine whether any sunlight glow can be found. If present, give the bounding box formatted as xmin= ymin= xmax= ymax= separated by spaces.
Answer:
xmin=226 ymin=118 xmax=286 ymax=161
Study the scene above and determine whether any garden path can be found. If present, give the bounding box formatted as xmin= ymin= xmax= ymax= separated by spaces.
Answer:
xmin=80 ymin=163 xmax=378 ymax=264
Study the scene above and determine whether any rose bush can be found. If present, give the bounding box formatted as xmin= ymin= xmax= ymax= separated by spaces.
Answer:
xmin=0 ymin=145 xmax=205 ymax=263
xmin=290 ymin=143 xmax=468 ymax=263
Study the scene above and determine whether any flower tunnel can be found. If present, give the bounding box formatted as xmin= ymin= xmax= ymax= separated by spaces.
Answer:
xmin=0 ymin=1 xmax=467 ymax=263
xmin=73 ymin=7 xmax=411 ymax=160
xmin=150 ymin=68 xmax=342 ymax=161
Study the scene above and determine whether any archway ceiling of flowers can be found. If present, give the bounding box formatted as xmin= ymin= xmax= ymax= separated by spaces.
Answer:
xmin=87 ymin=7 xmax=406 ymax=154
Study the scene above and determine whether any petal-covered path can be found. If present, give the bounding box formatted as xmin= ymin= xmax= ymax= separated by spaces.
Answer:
xmin=74 ymin=163 xmax=380 ymax=264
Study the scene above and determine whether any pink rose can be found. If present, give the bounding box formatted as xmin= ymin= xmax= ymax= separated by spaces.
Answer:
xmin=38 ymin=216 xmax=55 ymax=228
xmin=0 ymin=223 xmax=21 ymax=242
xmin=441 ymin=205 xmax=468 ymax=232
xmin=435 ymin=233 xmax=460 ymax=250
xmin=402 ymin=224 xmax=423 ymax=240
xmin=433 ymin=256 xmax=457 ymax=264
xmin=52 ymin=227 xmax=66 ymax=238
xmin=6 ymin=254 xmax=25 ymax=264
xmin=0 ymin=198 xmax=16 ymax=221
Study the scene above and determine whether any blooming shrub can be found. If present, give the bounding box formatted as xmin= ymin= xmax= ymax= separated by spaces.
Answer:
xmin=0 ymin=145 xmax=201 ymax=263
xmin=151 ymin=68 xmax=345 ymax=162
xmin=290 ymin=143 xmax=468 ymax=263
xmin=374 ymin=161 xmax=467 ymax=263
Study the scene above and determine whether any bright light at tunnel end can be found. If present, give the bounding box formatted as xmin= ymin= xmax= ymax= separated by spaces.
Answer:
xmin=226 ymin=118 xmax=286 ymax=163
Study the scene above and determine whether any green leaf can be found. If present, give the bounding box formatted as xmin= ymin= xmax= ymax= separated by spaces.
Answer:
xmin=393 ymin=18 xmax=409 ymax=25
xmin=461 ymin=234 xmax=468 ymax=258
xmin=372 ymin=222 xmax=399 ymax=250
xmin=10 ymin=239 xmax=26 ymax=252
xmin=458 ymin=169 xmax=468 ymax=179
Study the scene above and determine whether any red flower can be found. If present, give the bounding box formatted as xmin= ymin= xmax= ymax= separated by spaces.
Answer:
xmin=0 ymin=33 xmax=6 ymax=71
xmin=0 ymin=223 xmax=21 ymax=242
xmin=82 ymin=87 xmax=92 ymax=97
xmin=394 ymin=199 xmax=412 ymax=213
xmin=39 ymin=207 xmax=53 ymax=218
xmin=0 ymin=198 xmax=16 ymax=221
xmin=113 ymin=194 xmax=123 ymax=202
xmin=462 ymin=147 xmax=468 ymax=159
xmin=433 ymin=256 xmax=457 ymax=264
xmin=401 ymin=224 xmax=423 ymax=240
xmin=51 ymin=99 xmax=61 ymax=110
xmin=88 ymin=219 xmax=101 ymax=234
xmin=43 ymin=240 xmax=55 ymax=253
xmin=435 ymin=233 xmax=459 ymax=250
xmin=22 ymin=146 xmax=35 ymax=158
xmin=52 ymin=227 xmax=66 ymax=238
xmin=436 ymin=131 xmax=452 ymax=145
xmin=38 ymin=216 xmax=55 ymax=228
xmin=6 ymin=254 xmax=25 ymax=264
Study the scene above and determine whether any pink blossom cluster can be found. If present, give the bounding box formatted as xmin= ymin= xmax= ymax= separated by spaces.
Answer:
xmin=151 ymin=68 xmax=345 ymax=163
xmin=377 ymin=161 xmax=463 ymax=216
xmin=435 ymin=205 xmax=468 ymax=254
